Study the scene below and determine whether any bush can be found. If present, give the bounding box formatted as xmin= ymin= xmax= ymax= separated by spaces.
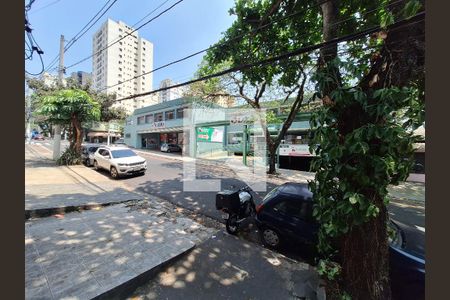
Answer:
xmin=57 ymin=147 xmax=82 ymax=166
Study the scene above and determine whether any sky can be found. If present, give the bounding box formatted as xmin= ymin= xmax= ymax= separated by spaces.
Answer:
xmin=25 ymin=0 xmax=236 ymax=87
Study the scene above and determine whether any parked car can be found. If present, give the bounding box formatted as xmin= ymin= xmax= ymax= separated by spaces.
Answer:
xmin=113 ymin=138 xmax=126 ymax=145
xmin=93 ymin=146 xmax=147 ymax=179
xmin=254 ymin=182 xmax=425 ymax=300
xmin=160 ymin=143 xmax=182 ymax=153
xmin=81 ymin=144 xmax=100 ymax=167
xmin=32 ymin=134 xmax=45 ymax=140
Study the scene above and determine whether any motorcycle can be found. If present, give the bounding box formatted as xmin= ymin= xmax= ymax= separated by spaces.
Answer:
xmin=216 ymin=185 xmax=256 ymax=234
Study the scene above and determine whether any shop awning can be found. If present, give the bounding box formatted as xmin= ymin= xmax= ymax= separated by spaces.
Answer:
xmin=137 ymin=126 xmax=187 ymax=134
xmin=87 ymin=132 xmax=121 ymax=138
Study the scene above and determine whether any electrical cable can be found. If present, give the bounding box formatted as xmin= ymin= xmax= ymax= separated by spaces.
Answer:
xmin=111 ymin=11 xmax=424 ymax=103
xmin=100 ymin=0 xmax=404 ymax=93
xmin=44 ymin=0 xmax=119 ymax=72
xmin=28 ymin=0 xmax=63 ymax=15
xmin=65 ymin=0 xmax=185 ymax=70
xmin=64 ymin=0 xmax=118 ymax=52
xmin=41 ymin=0 xmax=171 ymax=75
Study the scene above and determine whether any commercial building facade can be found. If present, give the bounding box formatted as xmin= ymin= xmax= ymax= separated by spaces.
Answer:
xmin=92 ymin=19 xmax=156 ymax=114
xmin=124 ymin=97 xmax=317 ymax=171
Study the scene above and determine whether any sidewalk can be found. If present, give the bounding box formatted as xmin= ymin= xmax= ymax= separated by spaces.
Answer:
xmin=130 ymin=231 xmax=325 ymax=300
xmin=25 ymin=144 xmax=216 ymax=299
xmin=25 ymin=144 xmax=144 ymax=217
xmin=134 ymin=148 xmax=425 ymax=202
xmin=25 ymin=144 xmax=324 ymax=300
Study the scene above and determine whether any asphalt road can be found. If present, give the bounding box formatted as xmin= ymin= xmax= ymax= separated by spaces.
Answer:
xmin=29 ymin=140 xmax=425 ymax=259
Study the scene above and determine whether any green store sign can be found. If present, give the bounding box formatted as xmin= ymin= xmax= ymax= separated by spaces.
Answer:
xmin=196 ymin=127 xmax=223 ymax=143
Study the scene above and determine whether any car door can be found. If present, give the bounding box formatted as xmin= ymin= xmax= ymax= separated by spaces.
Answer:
xmin=271 ymin=197 xmax=318 ymax=244
xmin=96 ymin=149 xmax=109 ymax=169
xmin=100 ymin=149 xmax=111 ymax=169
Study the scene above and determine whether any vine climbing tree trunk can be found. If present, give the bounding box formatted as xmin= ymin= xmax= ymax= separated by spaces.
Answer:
xmin=314 ymin=0 xmax=425 ymax=298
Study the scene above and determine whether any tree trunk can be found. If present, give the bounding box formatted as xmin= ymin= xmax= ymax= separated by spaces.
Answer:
xmin=317 ymin=1 xmax=393 ymax=298
xmin=71 ymin=114 xmax=83 ymax=154
xmin=267 ymin=144 xmax=277 ymax=174
xmin=340 ymin=194 xmax=391 ymax=299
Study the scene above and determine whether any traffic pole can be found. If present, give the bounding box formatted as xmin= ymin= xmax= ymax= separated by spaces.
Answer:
xmin=53 ymin=35 xmax=64 ymax=160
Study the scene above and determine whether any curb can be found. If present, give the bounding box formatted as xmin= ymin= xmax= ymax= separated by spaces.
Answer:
xmin=25 ymin=198 xmax=142 ymax=220
xmin=92 ymin=245 xmax=196 ymax=300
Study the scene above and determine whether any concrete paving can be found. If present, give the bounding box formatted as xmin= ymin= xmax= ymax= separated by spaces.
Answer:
xmin=25 ymin=144 xmax=144 ymax=216
xmin=129 ymin=230 xmax=325 ymax=300
xmin=25 ymin=202 xmax=215 ymax=300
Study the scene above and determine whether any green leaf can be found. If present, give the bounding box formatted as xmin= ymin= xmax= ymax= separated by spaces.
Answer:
xmin=349 ymin=196 xmax=358 ymax=205
xmin=380 ymin=11 xmax=395 ymax=28
xmin=403 ymin=0 xmax=422 ymax=19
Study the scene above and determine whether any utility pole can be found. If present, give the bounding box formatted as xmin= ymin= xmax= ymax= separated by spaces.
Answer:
xmin=53 ymin=35 xmax=64 ymax=160
xmin=107 ymin=121 xmax=111 ymax=146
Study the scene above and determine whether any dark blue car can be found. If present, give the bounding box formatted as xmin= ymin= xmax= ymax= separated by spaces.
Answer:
xmin=254 ymin=182 xmax=425 ymax=300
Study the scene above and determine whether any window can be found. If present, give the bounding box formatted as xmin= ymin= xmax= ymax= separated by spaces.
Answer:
xmin=272 ymin=200 xmax=313 ymax=221
xmin=143 ymin=47 xmax=146 ymax=51
xmin=111 ymin=149 xmax=137 ymax=158
xmin=154 ymin=112 xmax=163 ymax=121
xmin=145 ymin=114 xmax=153 ymax=123
xmin=137 ymin=116 xmax=145 ymax=125
xmin=165 ymin=110 xmax=175 ymax=120
xmin=176 ymin=107 xmax=185 ymax=119
xmin=119 ymin=67 xmax=122 ymax=71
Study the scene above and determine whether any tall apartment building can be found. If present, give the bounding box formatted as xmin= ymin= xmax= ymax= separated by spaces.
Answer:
xmin=70 ymin=71 xmax=92 ymax=86
xmin=92 ymin=19 xmax=156 ymax=115
xmin=158 ymin=79 xmax=187 ymax=103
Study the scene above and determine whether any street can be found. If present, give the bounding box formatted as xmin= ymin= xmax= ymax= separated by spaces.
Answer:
xmin=31 ymin=139 xmax=425 ymax=248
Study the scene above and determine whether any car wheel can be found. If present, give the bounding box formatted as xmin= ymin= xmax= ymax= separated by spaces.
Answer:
xmin=93 ymin=160 xmax=99 ymax=170
xmin=167 ymin=149 xmax=171 ymax=153
xmin=226 ymin=214 xmax=239 ymax=235
xmin=85 ymin=159 xmax=91 ymax=167
xmin=260 ymin=227 xmax=282 ymax=249
xmin=110 ymin=166 xmax=119 ymax=179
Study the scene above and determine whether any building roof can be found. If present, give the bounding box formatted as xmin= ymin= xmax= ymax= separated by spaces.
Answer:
xmin=132 ymin=97 xmax=224 ymax=116
xmin=132 ymin=97 xmax=194 ymax=116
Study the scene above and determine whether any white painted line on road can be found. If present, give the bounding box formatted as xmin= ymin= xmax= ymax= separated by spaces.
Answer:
xmin=415 ymin=225 xmax=425 ymax=232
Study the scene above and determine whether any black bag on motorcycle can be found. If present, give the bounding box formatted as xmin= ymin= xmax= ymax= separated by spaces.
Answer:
xmin=215 ymin=190 xmax=240 ymax=213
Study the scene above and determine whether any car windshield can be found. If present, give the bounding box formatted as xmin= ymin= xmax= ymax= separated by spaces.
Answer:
xmin=262 ymin=186 xmax=281 ymax=203
xmin=111 ymin=149 xmax=137 ymax=158
xmin=88 ymin=147 xmax=99 ymax=153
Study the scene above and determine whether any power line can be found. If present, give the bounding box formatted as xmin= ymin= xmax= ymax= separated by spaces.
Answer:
xmin=99 ymin=0 xmax=332 ymax=92
xmin=100 ymin=0 xmax=403 ymax=93
xmin=65 ymin=0 xmax=185 ymax=70
xmin=131 ymin=0 xmax=171 ymax=28
xmin=44 ymin=0 xmax=119 ymax=73
xmin=112 ymin=12 xmax=424 ymax=103
xmin=25 ymin=10 xmax=46 ymax=75
xmin=64 ymin=0 xmax=119 ymax=52
xmin=29 ymin=0 xmax=63 ymax=14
